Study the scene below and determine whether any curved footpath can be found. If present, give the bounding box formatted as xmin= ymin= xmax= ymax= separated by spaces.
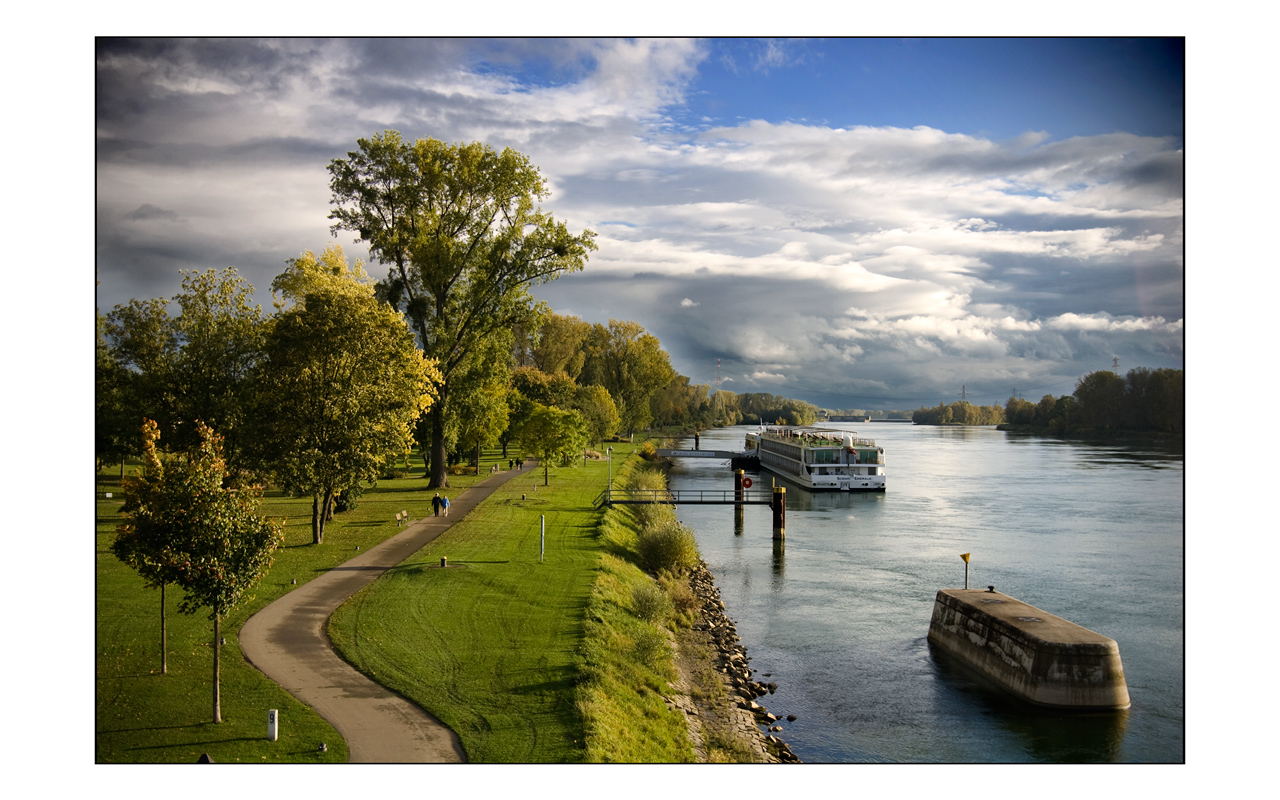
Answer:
xmin=240 ymin=464 xmax=533 ymax=763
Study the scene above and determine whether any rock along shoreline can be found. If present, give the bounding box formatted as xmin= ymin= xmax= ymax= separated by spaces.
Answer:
xmin=668 ymin=559 xmax=800 ymax=763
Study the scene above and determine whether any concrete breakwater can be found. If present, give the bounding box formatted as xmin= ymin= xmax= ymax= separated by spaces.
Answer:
xmin=927 ymin=588 xmax=1130 ymax=710
xmin=671 ymin=561 xmax=800 ymax=763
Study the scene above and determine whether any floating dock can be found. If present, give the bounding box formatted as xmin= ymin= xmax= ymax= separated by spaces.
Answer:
xmin=927 ymin=588 xmax=1130 ymax=710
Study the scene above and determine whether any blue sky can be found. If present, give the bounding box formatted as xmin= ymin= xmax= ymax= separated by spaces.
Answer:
xmin=93 ymin=36 xmax=1185 ymax=410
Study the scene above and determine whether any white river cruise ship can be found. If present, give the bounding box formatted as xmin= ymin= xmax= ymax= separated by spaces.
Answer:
xmin=744 ymin=426 xmax=886 ymax=492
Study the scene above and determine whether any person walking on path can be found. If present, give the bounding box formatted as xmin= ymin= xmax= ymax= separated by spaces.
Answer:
xmin=431 ymin=492 xmax=442 ymax=516
xmin=441 ymin=495 xmax=450 ymax=517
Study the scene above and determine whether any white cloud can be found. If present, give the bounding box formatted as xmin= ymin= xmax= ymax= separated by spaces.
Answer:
xmin=680 ymin=298 xmax=699 ymax=307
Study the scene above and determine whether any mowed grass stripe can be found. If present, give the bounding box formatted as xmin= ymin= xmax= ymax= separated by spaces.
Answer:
xmin=328 ymin=447 xmax=631 ymax=763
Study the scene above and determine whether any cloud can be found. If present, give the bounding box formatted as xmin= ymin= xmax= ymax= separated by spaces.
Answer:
xmin=95 ymin=38 xmax=1183 ymax=409
xmin=124 ymin=204 xmax=179 ymax=222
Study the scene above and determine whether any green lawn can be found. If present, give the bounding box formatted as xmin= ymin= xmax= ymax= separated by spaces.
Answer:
xmin=94 ymin=449 xmax=516 ymax=763
xmin=327 ymin=445 xmax=635 ymax=762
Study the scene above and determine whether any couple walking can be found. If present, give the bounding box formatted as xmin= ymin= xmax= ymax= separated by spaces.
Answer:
xmin=431 ymin=492 xmax=450 ymax=517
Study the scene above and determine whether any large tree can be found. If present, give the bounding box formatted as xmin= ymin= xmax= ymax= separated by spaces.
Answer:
xmin=328 ymin=131 xmax=595 ymax=487
xmin=254 ymin=245 xmax=439 ymax=543
xmin=579 ymin=320 xmax=676 ymax=435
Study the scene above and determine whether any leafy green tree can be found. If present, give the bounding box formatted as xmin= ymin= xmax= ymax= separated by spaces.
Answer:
xmin=328 ymin=131 xmax=596 ymax=488
xmin=573 ymin=383 xmax=621 ymax=445
xmin=499 ymin=387 xmax=536 ymax=460
xmin=104 ymin=269 xmax=266 ymax=474
xmin=579 ymin=320 xmax=676 ymax=435
xmin=116 ymin=419 xmax=283 ymax=723
xmin=531 ymin=312 xmax=592 ymax=378
xmin=446 ymin=332 xmax=513 ymax=469
xmin=1074 ymin=370 xmax=1126 ymax=430
xmin=1005 ymin=396 xmax=1037 ymax=425
xmin=111 ymin=419 xmax=184 ymax=673
xmin=103 ymin=296 xmax=180 ymax=446
xmin=167 ymin=269 xmax=267 ymax=470
xmin=518 ymin=403 xmax=589 ymax=485
xmin=254 ymin=246 xmax=439 ymax=543
xmin=96 ymin=311 xmax=136 ymax=473
xmin=511 ymin=365 xmax=576 ymax=409
xmin=1144 ymin=368 xmax=1184 ymax=433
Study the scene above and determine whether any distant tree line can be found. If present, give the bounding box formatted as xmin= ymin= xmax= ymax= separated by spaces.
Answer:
xmin=1002 ymin=367 xmax=1183 ymax=435
xmin=912 ymin=401 xmax=1006 ymax=426
xmin=706 ymin=392 xmax=819 ymax=426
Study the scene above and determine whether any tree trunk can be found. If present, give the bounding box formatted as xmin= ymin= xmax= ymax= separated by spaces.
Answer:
xmin=312 ymin=495 xmax=323 ymax=545
xmin=213 ymin=613 xmax=222 ymax=723
xmin=429 ymin=402 xmax=449 ymax=489
xmin=544 ymin=460 xmax=549 ymax=486
xmin=160 ymin=583 xmax=167 ymax=674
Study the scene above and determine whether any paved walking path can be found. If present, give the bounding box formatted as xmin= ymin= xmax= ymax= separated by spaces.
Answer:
xmin=240 ymin=464 xmax=534 ymax=763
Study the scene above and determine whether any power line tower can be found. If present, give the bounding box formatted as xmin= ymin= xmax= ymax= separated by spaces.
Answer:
xmin=713 ymin=358 xmax=722 ymax=421
xmin=1112 ymin=357 xmax=1120 ymax=371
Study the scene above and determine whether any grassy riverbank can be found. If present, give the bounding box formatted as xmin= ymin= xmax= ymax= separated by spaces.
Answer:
xmin=94 ymin=451 xmax=498 ymax=763
xmin=327 ymin=441 xmax=702 ymax=762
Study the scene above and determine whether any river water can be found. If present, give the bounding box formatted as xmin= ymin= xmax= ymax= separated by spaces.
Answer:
xmin=666 ymin=424 xmax=1184 ymax=763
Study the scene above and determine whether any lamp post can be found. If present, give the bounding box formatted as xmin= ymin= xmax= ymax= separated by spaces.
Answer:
xmin=606 ymin=446 xmax=613 ymax=492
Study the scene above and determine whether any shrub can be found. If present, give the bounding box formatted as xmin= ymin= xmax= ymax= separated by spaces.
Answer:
xmin=633 ymin=627 xmax=668 ymax=663
xmin=639 ymin=441 xmax=657 ymax=460
xmin=632 ymin=582 xmax=673 ymax=624
xmin=658 ymin=571 xmax=699 ymax=628
xmin=638 ymin=517 xmax=699 ymax=575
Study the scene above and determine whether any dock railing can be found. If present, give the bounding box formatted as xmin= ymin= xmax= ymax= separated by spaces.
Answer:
xmin=597 ymin=488 xmax=774 ymax=507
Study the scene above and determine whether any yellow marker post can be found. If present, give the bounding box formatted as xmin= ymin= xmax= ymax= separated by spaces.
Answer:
xmin=960 ymin=552 xmax=971 ymax=589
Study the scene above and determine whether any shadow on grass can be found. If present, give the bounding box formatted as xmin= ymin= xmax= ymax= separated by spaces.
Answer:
xmin=126 ymin=735 xmax=260 ymax=750
xmin=100 ymin=722 xmax=205 ymax=734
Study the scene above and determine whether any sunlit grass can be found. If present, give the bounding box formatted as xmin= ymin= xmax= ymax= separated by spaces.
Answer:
xmin=94 ymin=448 xmax=516 ymax=763
xmin=328 ymin=446 xmax=631 ymax=762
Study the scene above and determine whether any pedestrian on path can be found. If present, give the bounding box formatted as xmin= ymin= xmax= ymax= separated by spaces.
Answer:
xmin=442 ymin=495 xmax=450 ymax=517
xmin=431 ymin=492 xmax=442 ymax=516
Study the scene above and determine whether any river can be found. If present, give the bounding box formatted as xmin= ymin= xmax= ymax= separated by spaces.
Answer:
xmin=666 ymin=423 xmax=1184 ymax=763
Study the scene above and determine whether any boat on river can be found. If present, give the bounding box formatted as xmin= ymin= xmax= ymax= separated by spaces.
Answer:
xmin=744 ymin=426 xmax=886 ymax=492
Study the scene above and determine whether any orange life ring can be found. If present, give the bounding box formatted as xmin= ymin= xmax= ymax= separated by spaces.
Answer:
xmin=742 ymin=477 xmax=754 ymax=488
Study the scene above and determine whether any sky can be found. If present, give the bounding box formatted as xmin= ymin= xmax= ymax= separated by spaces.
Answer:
xmin=95 ymin=37 xmax=1184 ymax=411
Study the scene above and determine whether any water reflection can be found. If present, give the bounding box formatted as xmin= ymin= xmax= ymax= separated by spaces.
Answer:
xmin=928 ymin=642 xmax=1129 ymax=762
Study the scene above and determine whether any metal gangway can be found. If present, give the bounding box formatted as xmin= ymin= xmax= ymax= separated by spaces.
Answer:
xmin=595 ymin=488 xmax=775 ymax=508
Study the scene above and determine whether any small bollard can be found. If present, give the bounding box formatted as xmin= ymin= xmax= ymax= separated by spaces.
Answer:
xmin=268 ymin=708 xmax=279 ymax=741
xmin=441 ymin=556 xmax=447 ymax=568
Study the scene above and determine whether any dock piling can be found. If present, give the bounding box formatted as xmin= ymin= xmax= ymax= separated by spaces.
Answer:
xmin=772 ymin=486 xmax=786 ymax=539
